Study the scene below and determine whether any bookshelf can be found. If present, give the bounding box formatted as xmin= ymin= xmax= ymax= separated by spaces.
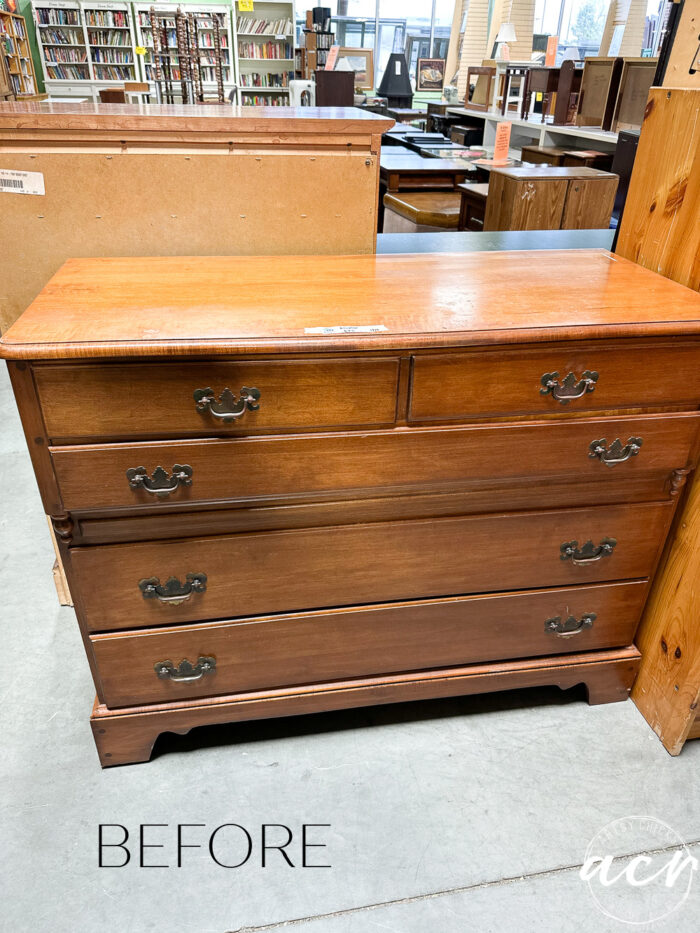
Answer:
xmin=33 ymin=1 xmax=138 ymax=98
xmin=235 ymin=0 xmax=294 ymax=106
xmin=1 ymin=8 xmax=40 ymax=98
xmin=134 ymin=2 xmax=235 ymax=100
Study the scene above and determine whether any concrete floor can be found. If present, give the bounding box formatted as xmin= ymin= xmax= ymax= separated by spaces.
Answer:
xmin=1 ymin=362 xmax=699 ymax=933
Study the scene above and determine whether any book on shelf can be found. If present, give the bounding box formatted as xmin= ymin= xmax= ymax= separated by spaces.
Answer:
xmin=36 ymin=9 xmax=80 ymax=26
xmin=238 ymin=40 xmax=292 ymax=60
xmin=241 ymin=93 xmax=287 ymax=106
xmin=236 ymin=16 xmax=293 ymax=36
xmin=40 ymin=28 xmax=83 ymax=45
xmin=239 ymin=70 xmax=292 ymax=88
xmin=88 ymin=29 xmax=131 ymax=45
xmin=84 ymin=10 xmax=128 ymax=28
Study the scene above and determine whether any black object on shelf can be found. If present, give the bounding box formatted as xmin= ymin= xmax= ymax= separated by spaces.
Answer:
xmin=611 ymin=129 xmax=641 ymax=241
xmin=377 ymin=52 xmax=413 ymax=108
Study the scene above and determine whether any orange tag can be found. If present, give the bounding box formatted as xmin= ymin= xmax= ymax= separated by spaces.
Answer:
xmin=493 ymin=121 xmax=511 ymax=164
xmin=545 ymin=36 xmax=558 ymax=67
xmin=325 ymin=45 xmax=339 ymax=70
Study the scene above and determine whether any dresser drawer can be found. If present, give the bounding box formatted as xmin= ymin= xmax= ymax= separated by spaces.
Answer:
xmin=52 ymin=413 xmax=700 ymax=512
xmin=71 ymin=502 xmax=671 ymax=632
xmin=91 ymin=580 xmax=648 ymax=706
xmin=34 ymin=358 xmax=400 ymax=441
xmin=409 ymin=344 xmax=700 ymax=422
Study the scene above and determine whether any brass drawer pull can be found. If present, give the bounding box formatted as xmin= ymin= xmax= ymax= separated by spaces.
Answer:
xmin=545 ymin=612 xmax=596 ymax=636
xmin=193 ymin=386 xmax=261 ymax=423
xmin=155 ymin=656 xmax=216 ymax=682
xmin=589 ymin=436 xmax=642 ymax=467
xmin=560 ymin=538 xmax=617 ymax=565
xmin=540 ymin=370 xmax=599 ymax=404
xmin=126 ymin=464 xmax=193 ymax=498
xmin=138 ymin=573 xmax=208 ymax=606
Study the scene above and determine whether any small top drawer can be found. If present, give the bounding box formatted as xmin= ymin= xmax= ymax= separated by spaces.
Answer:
xmin=409 ymin=344 xmax=700 ymax=422
xmin=34 ymin=357 xmax=400 ymax=441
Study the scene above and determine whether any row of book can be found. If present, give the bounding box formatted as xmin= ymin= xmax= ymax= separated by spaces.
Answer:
xmin=239 ymin=71 xmax=292 ymax=88
xmin=84 ymin=10 xmax=128 ymax=28
xmin=91 ymin=47 xmax=133 ymax=62
xmin=237 ymin=41 xmax=292 ymax=60
xmin=199 ymin=33 xmax=228 ymax=48
xmin=88 ymin=29 xmax=131 ymax=45
xmin=236 ymin=17 xmax=293 ymax=36
xmin=36 ymin=9 xmax=80 ymax=25
xmin=38 ymin=28 xmax=84 ymax=45
xmin=241 ymin=94 xmax=287 ymax=106
xmin=45 ymin=46 xmax=86 ymax=62
xmin=46 ymin=62 xmax=88 ymax=78
xmin=93 ymin=62 xmax=134 ymax=78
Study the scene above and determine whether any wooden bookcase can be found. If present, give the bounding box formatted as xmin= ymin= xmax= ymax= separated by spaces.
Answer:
xmin=133 ymin=2 xmax=236 ymax=100
xmin=1 ymin=8 xmax=39 ymax=98
xmin=235 ymin=0 xmax=294 ymax=106
xmin=33 ymin=0 xmax=139 ymax=99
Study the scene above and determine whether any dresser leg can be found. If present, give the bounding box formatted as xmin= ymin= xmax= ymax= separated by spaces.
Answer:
xmin=91 ymin=710 xmax=163 ymax=768
xmin=583 ymin=657 xmax=640 ymax=705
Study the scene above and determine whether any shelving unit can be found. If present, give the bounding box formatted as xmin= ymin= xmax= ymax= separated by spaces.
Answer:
xmin=235 ymin=0 xmax=294 ymax=106
xmin=134 ymin=2 xmax=235 ymax=100
xmin=32 ymin=0 xmax=138 ymax=99
xmin=1 ymin=8 xmax=39 ymax=98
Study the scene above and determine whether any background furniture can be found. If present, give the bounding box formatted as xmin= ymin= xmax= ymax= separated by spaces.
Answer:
xmin=561 ymin=149 xmax=613 ymax=171
xmin=500 ymin=64 xmax=530 ymax=116
xmin=382 ymin=191 xmax=461 ymax=232
xmin=610 ymin=58 xmax=657 ymax=132
xmin=314 ymin=69 xmax=353 ymax=106
xmin=99 ymin=87 xmax=126 ymax=102
xmin=617 ymin=88 xmax=700 ymax=755
xmin=552 ymin=59 xmax=583 ymax=125
xmin=609 ymin=128 xmax=639 ymax=225
xmin=0 ymin=103 xmax=393 ymax=333
xmin=379 ymin=151 xmax=468 ymax=229
xmin=521 ymin=144 xmax=568 ymax=165
xmin=457 ymin=181 xmax=488 ymax=230
xmin=522 ymin=66 xmax=559 ymax=122
xmin=484 ymin=165 xmax=618 ymax=232
xmin=577 ymin=57 xmax=623 ymax=130
xmin=466 ymin=64 xmax=495 ymax=111
xmin=0 ymin=8 xmax=39 ymax=98
xmin=3 ymin=249 xmax=699 ymax=766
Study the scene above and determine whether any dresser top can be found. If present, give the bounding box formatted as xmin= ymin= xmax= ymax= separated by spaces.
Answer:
xmin=2 ymin=250 xmax=699 ymax=359
xmin=0 ymin=102 xmax=394 ymax=136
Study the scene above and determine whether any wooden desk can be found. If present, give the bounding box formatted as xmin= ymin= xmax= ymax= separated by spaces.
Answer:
xmin=3 ymin=250 xmax=699 ymax=766
xmin=0 ymin=103 xmax=393 ymax=334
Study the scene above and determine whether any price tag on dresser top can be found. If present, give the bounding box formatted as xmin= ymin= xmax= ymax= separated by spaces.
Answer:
xmin=304 ymin=325 xmax=388 ymax=335
xmin=0 ymin=169 xmax=45 ymax=196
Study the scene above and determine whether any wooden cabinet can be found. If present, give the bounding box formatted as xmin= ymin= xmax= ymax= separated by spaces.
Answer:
xmin=2 ymin=249 xmax=700 ymax=767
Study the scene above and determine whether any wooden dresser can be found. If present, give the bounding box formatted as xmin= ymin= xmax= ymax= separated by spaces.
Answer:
xmin=2 ymin=250 xmax=700 ymax=767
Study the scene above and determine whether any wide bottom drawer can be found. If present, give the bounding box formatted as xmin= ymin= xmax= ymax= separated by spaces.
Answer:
xmin=72 ymin=502 xmax=671 ymax=632
xmin=91 ymin=580 xmax=648 ymax=707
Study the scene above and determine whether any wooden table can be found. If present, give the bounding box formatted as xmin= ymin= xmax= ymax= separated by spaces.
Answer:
xmin=379 ymin=152 xmax=469 ymax=227
xmin=3 ymin=250 xmax=699 ymax=766
xmin=386 ymin=107 xmax=426 ymax=123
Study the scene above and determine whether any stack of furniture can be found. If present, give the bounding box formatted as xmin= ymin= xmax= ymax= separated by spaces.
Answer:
xmin=2 ymin=249 xmax=700 ymax=766
xmin=1 ymin=7 xmax=39 ymax=98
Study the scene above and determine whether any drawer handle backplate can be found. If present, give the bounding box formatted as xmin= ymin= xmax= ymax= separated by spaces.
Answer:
xmin=126 ymin=464 xmax=193 ymax=498
xmin=588 ymin=436 xmax=642 ymax=467
xmin=545 ymin=612 xmax=596 ymax=636
xmin=139 ymin=573 xmax=208 ymax=606
xmin=155 ymin=656 xmax=216 ymax=682
xmin=193 ymin=386 xmax=261 ymax=423
xmin=540 ymin=370 xmax=599 ymax=403
xmin=560 ymin=538 xmax=617 ymax=565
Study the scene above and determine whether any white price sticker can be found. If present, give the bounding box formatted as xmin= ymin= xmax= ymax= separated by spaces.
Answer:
xmin=304 ymin=325 xmax=388 ymax=335
xmin=0 ymin=169 xmax=45 ymax=196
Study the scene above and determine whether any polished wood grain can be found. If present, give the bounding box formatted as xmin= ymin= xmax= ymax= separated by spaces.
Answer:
xmin=71 ymin=502 xmax=673 ymax=632
xmin=51 ymin=413 xmax=700 ymax=513
xmin=70 ymin=473 xmax=682 ymax=545
xmin=91 ymin=581 xmax=648 ymax=707
xmin=35 ymin=358 xmax=400 ymax=441
xmin=410 ymin=344 xmax=700 ymax=421
xmin=632 ymin=469 xmax=700 ymax=754
xmin=89 ymin=647 xmax=642 ymax=765
xmin=383 ymin=191 xmax=462 ymax=227
xmin=617 ymin=89 xmax=700 ymax=292
xmin=3 ymin=251 xmax=700 ymax=360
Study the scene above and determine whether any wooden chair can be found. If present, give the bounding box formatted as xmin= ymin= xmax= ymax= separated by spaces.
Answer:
xmin=466 ymin=64 xmax=496 ymax=111
xmin=382 ymin=191 xmax=462 ymax=233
